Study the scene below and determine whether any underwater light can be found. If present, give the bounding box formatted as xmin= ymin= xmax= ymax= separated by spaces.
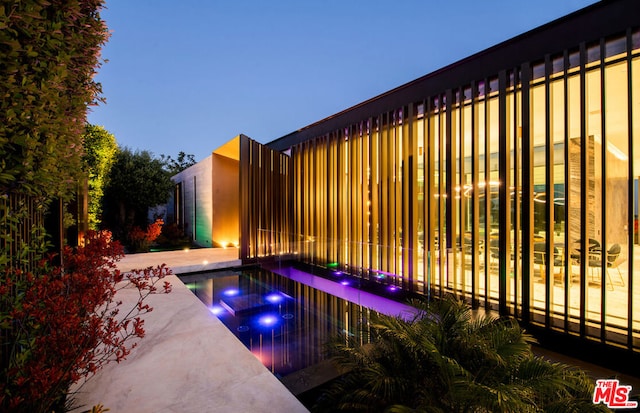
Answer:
xmin=340 ymin=280 xmax=350 ymax=286
xmin=222 ymin=288 xmax=240 ymax=297
xmin=209 ymin=305 xmax=224 ymax=315
xmin=258 ymin=314 xmax=278 ymax=327
xmin=265 ymin=293 xmax=284 ymax=304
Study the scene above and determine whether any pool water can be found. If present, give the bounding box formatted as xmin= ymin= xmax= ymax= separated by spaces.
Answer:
xmin=180 ymin=266 xmax=416 ymax=378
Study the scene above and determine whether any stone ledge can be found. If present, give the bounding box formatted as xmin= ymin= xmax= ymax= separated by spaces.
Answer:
xmin=70 ymin=273 xmax=308 ymax=413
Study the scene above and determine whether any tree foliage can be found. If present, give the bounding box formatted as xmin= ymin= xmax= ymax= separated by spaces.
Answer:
xmin=315 ymin=296 xmax=610 ymax=413
xmin=0 ymin=0 xmax=109 ymax=201
xmin=160 ymin=151 xmax=196 ymax=175
xmin=101 ymin=148 xmax=174 ymax=240
xmin=82 ymin=124 xmax=118 ymax=230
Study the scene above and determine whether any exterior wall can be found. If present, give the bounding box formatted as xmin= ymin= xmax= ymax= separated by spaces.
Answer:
xmin=172 ymin=155 xmax=213 ymax=247
xmin=262 ymin=0 xmax=640 ymax=356
xmin=240 ymin=135 xmax=293 ymax=262
xmin=211 ymin=153 xmax=239 ymax=247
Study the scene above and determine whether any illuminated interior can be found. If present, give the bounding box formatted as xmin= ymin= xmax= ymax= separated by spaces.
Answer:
xmin=242 ymin=21 xmax=640 ymax=353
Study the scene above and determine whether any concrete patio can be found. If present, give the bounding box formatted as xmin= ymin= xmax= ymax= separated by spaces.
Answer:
xmin=70 ymin=247 xmax=308 ymax=413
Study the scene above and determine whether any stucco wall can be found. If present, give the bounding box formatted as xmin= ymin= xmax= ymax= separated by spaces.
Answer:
xmin=172 ymin=155 xmax=213 ymax=247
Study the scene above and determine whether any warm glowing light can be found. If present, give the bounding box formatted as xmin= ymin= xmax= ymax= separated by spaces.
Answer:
xmin=184 ymin=248 xmax=190 ymax=252
xmin=203 ymin=260 xmax=208 ymax=265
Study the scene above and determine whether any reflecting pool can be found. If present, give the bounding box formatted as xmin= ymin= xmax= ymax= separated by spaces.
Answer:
xmin=180 ymin=266 xmax=416 ymax=378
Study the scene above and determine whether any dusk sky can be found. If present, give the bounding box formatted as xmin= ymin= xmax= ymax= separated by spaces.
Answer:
xmin=89 ymin=0 xmax=599 ymax=162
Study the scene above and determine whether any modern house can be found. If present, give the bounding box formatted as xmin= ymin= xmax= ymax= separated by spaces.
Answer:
xmin=171 ymin=0 xmax=640 ymax=371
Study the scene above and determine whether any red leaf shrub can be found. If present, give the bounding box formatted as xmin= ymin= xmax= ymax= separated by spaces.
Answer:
xmin=0 ymin=230 xmax=172 ymax=413
xmin=127 ymin=218 xmax=164 ymax=253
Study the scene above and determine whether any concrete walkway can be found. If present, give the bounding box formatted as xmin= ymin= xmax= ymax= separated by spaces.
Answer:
xmin=115 ymin=246 xmax=242 ymax=274
xmin=70 ymin=247 xmax=308 ymax=413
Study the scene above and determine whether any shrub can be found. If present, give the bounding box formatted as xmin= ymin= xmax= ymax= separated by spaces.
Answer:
xmin=155 ymin=222 xmax=190 ymax=248
xmin=127 ymin=218 xmax=164 ymax=253
xmin=0 ymin=230 xmax=172 ymax=413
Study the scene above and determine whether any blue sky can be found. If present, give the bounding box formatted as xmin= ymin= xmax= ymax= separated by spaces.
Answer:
xmin=89 ymin=0 xmax=599 ymax=162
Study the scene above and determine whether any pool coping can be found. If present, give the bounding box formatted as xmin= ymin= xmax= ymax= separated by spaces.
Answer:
xmin=69 ymin=248 xmax=308 ymax=413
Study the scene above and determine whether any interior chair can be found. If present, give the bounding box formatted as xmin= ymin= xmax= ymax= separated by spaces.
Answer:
xmin=588 ymin=243 xmax=623 ymax=290
xmin=570 ymin=238 xmax=601 ymax=264
xmin=533 ymin=242 xmax=547 ymax=280
xmin=533 ymin=242 xmax=564 ymax=283
xmin=489 ymin=238 xmax=500 ymax=268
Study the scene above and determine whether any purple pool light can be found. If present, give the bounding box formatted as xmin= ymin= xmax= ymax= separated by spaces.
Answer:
xmin=222 ymin=288 xmax=240 ymax=297
xmin=334 ymin=271 xmax=343 ymax=276
xmin=265 ymin=292 xmax=284 ymax=304
xmin=258 ymin=314 xmax=279 ymax=327
xmin=387 ymin=285 xmax=398 ymax=292
xmin=272 ymin=266 xmax=418 ymax=320
xmin=340 ymin=280 xmax=350 ymax=286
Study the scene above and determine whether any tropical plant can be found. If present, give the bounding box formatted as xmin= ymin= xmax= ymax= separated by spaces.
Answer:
xmin=314 ymin=295 xmax=610 ymax=413
xmin=82 ymin=124 xmax=119 ymax=230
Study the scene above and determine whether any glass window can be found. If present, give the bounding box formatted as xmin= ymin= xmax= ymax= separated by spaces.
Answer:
xmin=585 ymin=68 xmax=602 ymax=331
xmin=532 ymin=62 xmax=545 ymax=81
xmin=568 ymin=50 xmax=580 ymax=73
xmin=605 ymin=35 xmax=626 ymax=61
xmin=531 ymin=83 xmax=547 ymax=317
xmin=603 ymin=60 xmax=629 ymax=341
xmin=550 ymin=79 xmax=566 ymax=321
xmin=631 ymin=56 xmax=640 ymax=342
xmin=587 ymin=42 xmax=601 ymax=66
xmin=552 ymin=55 xmax=564 ymax=78
xmin=566 ymin=74 xmax=581 ymax=330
